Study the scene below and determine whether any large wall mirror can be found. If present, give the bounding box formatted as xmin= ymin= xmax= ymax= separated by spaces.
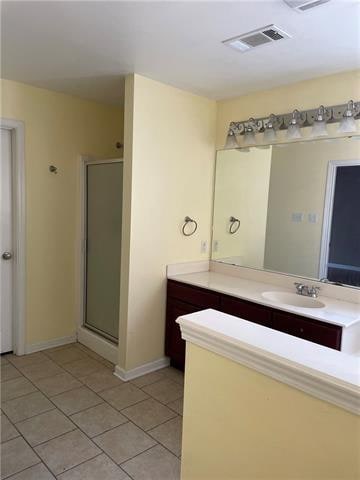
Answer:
xmin=212 ymin=137 xmax=360 ymax=288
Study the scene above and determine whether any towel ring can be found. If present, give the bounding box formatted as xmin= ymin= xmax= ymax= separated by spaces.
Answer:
xmin=229 ymin=216 xmax=240 ymax=234
xmin=182 ymin=216 xmax=198 ymax=236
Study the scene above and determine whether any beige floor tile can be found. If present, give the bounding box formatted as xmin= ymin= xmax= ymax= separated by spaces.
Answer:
xmin=70 ymin=403 xmax=127 ymax=437
xmin=19 ymin=360 xmax=65 ymax=381
xmin=0 ymin=355 xmax=10 ymax=365
xmin=52 ymin=386 xmax=102 ymax=415
xmin=57 ymin=454 xmax=131 ymax=480
xmin=99 ymin=383 xmax=149 ymax=411
xmin=93 ymin=422 xmax=156 ymax=464
xmin=8 ymin=352 xmax=48 ymax=369
xmin=6 ymin=462 xmax=55 ymax=479
xmin=131 ymin=370 xmax=167 ymax=388
xmin=34 ymin=372 xmax=82 ymax=397
xmin=62 ymin=358 xmax=105 ymax=378
xmin=122 ymin=444 xmax=181 ymax=480
xmin=34 ymin=429 xmax=101 ymax=476
xmin=79 ymin=368 xmax=123 ymax=393
xmin=16 ymin=409 xmax=75 ymax=446
xmin=167 ymin=397 xmax=183 ymax=415
xmin=142 ymin=378 xmax=183 ymax=404
xmin=0 ymin=436 xmax=40 ymax=478
xmin=2 ymin=391 xmax=55 ymax=423
xmin=121 ymin=398 xmax=177 ymax=431
xmin=1 ymin=376 xmax=37 ymax=402
xmin=44 ymin=347 xmax=89 ymax=365
xmin=163 ymin=367 xmax=185 ymax=386
xmin=1 ymin=413 xmax=20 ymax=443
xmin=149 ymin=416 xmax=182 ymax=456
xmin=1 ymin=363 xmax=22 ymax=382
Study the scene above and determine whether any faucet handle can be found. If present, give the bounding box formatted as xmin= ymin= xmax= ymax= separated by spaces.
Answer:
xmin=309 ymin=286 xmax=320 ymax=298
xmin=294 ymin=282 xmax=304 ymax=294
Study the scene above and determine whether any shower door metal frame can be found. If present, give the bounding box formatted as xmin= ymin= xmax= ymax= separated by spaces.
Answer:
xmin=79 ymin=156 xmax=123 ymax=350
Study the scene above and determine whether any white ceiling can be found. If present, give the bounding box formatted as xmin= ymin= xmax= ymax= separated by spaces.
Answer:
xmin=2 ymin=0 xmax=360 ymax=106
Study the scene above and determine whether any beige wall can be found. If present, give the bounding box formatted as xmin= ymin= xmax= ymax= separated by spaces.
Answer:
xmin=0 ymin=79 xmax=123 ymax=346
xmin=264 ymin=138 xmax=360 ymax=278
xmin=213 ymin=147 xmax=272 ymax=267
xmin=120 ymin=74 xmax=216 ymax=370
xmin=181 ymin=343 xmax=360 ymax=480
xmin=216 ymin=70 xmax=360 ymax=149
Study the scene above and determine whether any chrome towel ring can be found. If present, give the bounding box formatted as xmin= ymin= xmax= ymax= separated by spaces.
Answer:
xmin=182 ymin=216 xmax=198 ymax=236
xmin=229 ymin=216 xmax=240 ymax=234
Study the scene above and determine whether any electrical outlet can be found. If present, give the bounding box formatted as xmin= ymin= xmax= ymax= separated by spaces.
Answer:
xmin=213 ymin=240 xmax=219 ymax=252
xmin=201 ymin=240 xmax=207 ymax=253
xmin=308 ymin=213 xmax=318 ymax=223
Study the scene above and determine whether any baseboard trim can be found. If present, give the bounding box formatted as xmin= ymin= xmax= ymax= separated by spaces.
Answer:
xmin=114 ymin=357 xmax=170 ymax=382
xmin=77 ymin=326 xmax=118 ymax=364
xmin=25 ymin=335 xmax=77 ymax=354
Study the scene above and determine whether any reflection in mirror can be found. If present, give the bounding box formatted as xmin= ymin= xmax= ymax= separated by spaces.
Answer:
xmin=212 ymin=137 xmax=360 ymax=288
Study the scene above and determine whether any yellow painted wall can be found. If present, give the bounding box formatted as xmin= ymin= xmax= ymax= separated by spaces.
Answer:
xmin=0 ymin=79 xmax=123 ymax=346
xmin=212 ymin=147 xmax=272 ymax=267
xmin=264 ymin=138 xmax=360 ymax=278
xmin=216 ymin=70 xmax=360 ymax=149
xmin=120 ymin=74 xmax=216 ymax=370
xmin=181 ymin=343 xmax=360 ymax=480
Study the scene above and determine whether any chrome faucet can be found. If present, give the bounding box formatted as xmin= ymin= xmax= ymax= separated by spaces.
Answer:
xmin=294 ymin=282 xmax=320 ymax=298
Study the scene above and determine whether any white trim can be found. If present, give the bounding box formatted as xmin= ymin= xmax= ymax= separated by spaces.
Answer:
xmin=78 ymin=155 xmax=123 ymax=343
xmin=319 ymin=159 xmax=360 ymax=280
xmin=77 ymin=325 xmax=118 ymax=364
xmin=25 ymin=335 xmax=76 ymax=354
xmin=114 ymin=357 xmax=170 ymax=382
xmin=178 ymin=311 xmax=360 ymax=415
xmin=0 ymin=118 xmax=26 ymax=356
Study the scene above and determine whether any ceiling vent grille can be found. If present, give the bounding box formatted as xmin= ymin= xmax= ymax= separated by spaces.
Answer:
xmin=283 ymin=0 xmax=331 ymax=12
xmin=223 ymin=25 xmax=291 ymax=53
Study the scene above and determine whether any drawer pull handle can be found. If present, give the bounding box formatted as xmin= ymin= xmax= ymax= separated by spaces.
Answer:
xmin=300 ymin=328 xmax=304 ymax=333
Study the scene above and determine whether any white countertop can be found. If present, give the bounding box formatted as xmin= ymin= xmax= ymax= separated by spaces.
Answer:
xmin=168 ymin=271 xmax=360 ymax=328
xmin=177 ymin=309 xmax=360 ymax=414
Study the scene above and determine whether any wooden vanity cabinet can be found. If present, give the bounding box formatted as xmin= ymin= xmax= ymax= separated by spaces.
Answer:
xmin=165 ymin=280 xmax=220 ymax=369
xmin=165 ymin=279 xmax=342 ymax=369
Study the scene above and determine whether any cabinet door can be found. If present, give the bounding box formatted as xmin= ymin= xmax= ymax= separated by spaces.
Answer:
xmin=167 ymin=280 xmax=220 ymax=309
xmin=272 ymin=311 xmax=342 ymax=350
xmin=165 ymin=298 xmax=201 ymax=369
xmin=220 ymin=295 xmax=273 ymax=328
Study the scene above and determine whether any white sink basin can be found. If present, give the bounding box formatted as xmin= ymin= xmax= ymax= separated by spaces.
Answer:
xmin=262 ymin=291 xmax=325 ymax=309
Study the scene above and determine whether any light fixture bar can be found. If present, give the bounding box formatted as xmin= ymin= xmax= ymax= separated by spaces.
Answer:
xmin=226 ymin=101 xmax=360 ymax=138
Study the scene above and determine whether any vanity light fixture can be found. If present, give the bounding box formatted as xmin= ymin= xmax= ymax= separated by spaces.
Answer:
xmin=243 ymin=118 xmax=258 ymax=145
xmin=287 ymin=109 xmax=303 ymax=139
xmin=263 ymin=114 xmax=278 ymax=142
xmin=224 ymin=100 xmax=360 ymax=149
xmin=224 ymin=129 xmax=239 ymax=149
xmin=338 ymin=100 xmax=357 ymax=134
xmin=311 ymin=105 xmax=328 ymax=137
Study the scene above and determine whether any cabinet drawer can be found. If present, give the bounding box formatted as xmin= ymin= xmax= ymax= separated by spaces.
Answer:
xmin=272 ymin=311 xmax=342 ymax=350
xmin=220 ymin=295 xmax=272 ymax=327
xmin=167 ymin=280 xmax=220 ymax=309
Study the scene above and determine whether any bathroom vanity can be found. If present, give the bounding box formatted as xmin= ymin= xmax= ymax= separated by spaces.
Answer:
xmin=165 ymin=265 xmax=359 ymax=369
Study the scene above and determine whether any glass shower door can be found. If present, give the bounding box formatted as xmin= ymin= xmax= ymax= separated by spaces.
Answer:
xmin=84 ymin=161 xmax=123 ymax=342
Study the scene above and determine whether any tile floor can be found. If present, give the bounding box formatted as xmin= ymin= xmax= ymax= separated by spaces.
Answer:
xmin=1 ymin=343 xmax=183 ymax=479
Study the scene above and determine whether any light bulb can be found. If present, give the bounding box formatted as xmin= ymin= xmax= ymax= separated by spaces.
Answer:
xmin=224 ymin=130 xmax=239 ymax=149
xmin=287 ymin=109 xmax=302 ymax=139
xmin=338 ymin=100 xmax=357 ymax=133
xmin=311 ymin=105 xmax=328 ymax=137
xmin=244 ymin=128 xmax=256 ymax=145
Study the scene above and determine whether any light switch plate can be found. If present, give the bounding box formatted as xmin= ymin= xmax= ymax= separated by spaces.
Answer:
xmin=291 ymin=212 xmax=303 ymax=222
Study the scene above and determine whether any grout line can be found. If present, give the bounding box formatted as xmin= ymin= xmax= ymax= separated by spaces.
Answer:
xmin=30 ymin=426 xmax=78 ymax=448
xmin=2 ymin=344 xmax=184 ymax=478
xmin=12 ymin=405 xmax=57 ymax=425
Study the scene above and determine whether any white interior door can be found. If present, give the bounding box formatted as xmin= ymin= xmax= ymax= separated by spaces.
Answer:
xmin=1 ymin=128 xmax=13 ymax=353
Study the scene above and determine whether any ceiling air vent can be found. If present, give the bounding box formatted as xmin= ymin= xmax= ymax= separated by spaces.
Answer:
xmin=223 ymin=24 xmax=291 ymax=53
xmin=283 ymin=0 xmax=331 ymax=12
